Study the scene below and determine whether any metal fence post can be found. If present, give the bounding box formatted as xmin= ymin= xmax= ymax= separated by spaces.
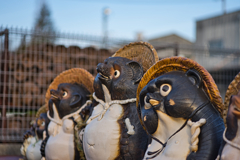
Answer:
xmin=1 ymin=29 xmax=9 ymax=130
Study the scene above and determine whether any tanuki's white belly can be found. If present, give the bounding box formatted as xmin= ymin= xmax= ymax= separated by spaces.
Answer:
xmin=221 ymin=123 xmax=240 ymax=160
xmin=144 ymin=126 xmax=191 ymax=160
xmin=221 ymin=143 xmax=240 ymax=160
xmin=26 ymin=139 xmax=42 ymax=160
xmin=45 ymin=120 xmax=75 ymax=160
xmin=83 ymin=103 xmax=123 ymax=160
xmin=144 ymin=111 xmax=191 ymax=160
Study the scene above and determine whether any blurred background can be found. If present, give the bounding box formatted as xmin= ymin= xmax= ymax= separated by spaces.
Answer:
xmin=0 ymin=0 xmax=240 ymax=157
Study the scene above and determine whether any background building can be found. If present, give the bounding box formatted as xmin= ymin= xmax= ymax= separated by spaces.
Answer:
xmin=196 ymin=10 xmax=240 ymax=50
xmin=148 ymin=33 xmax=193 ymax=58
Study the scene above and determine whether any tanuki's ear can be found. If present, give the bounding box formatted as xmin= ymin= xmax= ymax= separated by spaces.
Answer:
xmin=70 ymin=94 xmax=82 ymax=108
xmin=126 ymin=61 xmax=143 ymax=84
xmin=185 ymin=69 xmax=203 ymax=88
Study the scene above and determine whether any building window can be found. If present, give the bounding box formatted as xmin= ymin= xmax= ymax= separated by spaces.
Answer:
xmin=209 ymin=40 xmax=223 ymax=48
xmin=208 ymin=40 xmax=223 ymax=55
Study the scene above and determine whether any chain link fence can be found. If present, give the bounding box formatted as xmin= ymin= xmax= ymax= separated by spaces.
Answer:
xmin=0 ymin=27 xmax=131 ymax=142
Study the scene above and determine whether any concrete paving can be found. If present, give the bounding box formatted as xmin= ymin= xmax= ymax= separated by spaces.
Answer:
xmin=0 ymin=144 xmax=22 ymax=156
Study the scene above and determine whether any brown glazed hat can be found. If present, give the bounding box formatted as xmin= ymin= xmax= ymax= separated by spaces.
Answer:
xmin=136 ymin=56 xmax=224 ymax=117
xmin=112 ymin=41 xmax=159 ymax=73
xmin=36 ymin=104 xmax=48 ymax=118
xmin=224 ymin=72 xmax=240 ymax=122
xmin=45 ymin=68 xmax=94 ymax=110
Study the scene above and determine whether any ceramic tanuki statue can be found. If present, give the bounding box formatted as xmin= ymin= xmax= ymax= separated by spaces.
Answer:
xmin=41 ymin=68 xmax=94 ymax=160
xmin=20 ymin=105 xmax=49 ymax=160
xmin=136 ymin=57 xmax=225 ymax=160
xmin=217 ymin=72 xmax=240 ymax=160
xmin=83 ymin=42 xmax=159 ymax=160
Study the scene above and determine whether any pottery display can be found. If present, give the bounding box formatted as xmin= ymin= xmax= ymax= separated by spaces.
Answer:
xmin=18 ymin=42 xmax=239 ymax=160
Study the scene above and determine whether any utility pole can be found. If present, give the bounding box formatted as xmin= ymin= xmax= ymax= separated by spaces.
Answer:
xmin=102 ymin=7 xmax=111 ymax=48
xmin=222 ymin=0 xmax=226 ymax=14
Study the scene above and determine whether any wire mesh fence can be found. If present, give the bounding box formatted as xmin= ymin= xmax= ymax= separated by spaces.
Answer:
xmin=0 ymin=26 xmax=240 ymax=142
xmin=0 ymin=27 xmax=131 ymax=142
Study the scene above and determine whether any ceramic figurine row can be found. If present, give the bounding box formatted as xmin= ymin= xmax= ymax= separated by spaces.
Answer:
xmin=21 ymin=42 xmax=239 ymax=160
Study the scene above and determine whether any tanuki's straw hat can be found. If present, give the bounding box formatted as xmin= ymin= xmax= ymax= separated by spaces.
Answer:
xmin=112 ymin=41 xmax=159 ymax=73
xmin=36 ymin=104 xmax=48 ymax=118
xmin=224 ymin=72 xmax=240 ymax=123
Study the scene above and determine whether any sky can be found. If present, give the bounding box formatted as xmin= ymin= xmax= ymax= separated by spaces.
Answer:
xmin=1 ymin=0 xmax=240 ymax=42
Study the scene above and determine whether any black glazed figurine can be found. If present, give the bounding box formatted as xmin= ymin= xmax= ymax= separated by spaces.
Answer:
xmin=22 ymin=122 xmax=36 ymax=141
xmin=20 ymin=105 xmax=49 ymax=160
xmin=42 ymin=68 xmax=94 ymax=160
xmin=136 ymin=57 xmax=225 ymax=160
xmin=83 ymin=42 xmax=159 ymax=160
xmin=35 ymin=112 xmax=50 ymax=140
xmin=218 ymin=72 xmax=240 ymax=160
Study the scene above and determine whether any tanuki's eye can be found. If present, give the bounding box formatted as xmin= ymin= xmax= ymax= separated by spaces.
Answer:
xmin=160 ymin=84 xmax=172 ymax=97
xmin=144 ymin=96 xmax=152 ymax=109
xmin=62 ymin=91 xmax=68 ymax=97
xmin=114 ymin=70 xmax=120 ymax=78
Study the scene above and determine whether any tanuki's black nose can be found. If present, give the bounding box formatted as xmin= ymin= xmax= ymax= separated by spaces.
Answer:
xmin=96 ymin=63 xmax=103 ymax=73
xmin=50 ymin=89 xmax=60 ymax=99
